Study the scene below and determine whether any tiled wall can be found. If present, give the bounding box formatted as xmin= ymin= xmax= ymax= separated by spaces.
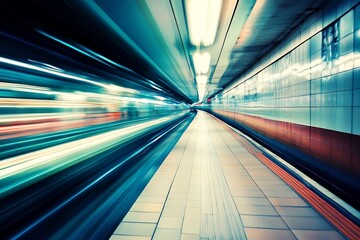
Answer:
xmin=205 ymin=1 xmax=360 ymax=198
xmin=214 ymin=1 xmax=359 ymax=135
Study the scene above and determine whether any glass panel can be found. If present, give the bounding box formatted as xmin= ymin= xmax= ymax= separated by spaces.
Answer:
xmin=337 ymin=70 xmax=353 ymax=91
xmin=339 ymin=33 xmax=354 ymax=55
xmin=340 ymin=10 xmax=354 ymax=39
xmin=353 ymin=107 xmax=360 ymax=135
xmin=351 ymin=90 xmax=359 ymax=106
xmin=353 ymin=68 xmax=360 ymax=89
xmin=355 ymin=29 xmax=360 ymax=50
xmin=311 ymin=32 xmax=322 ymax=54
xmin=355 ymin=4 xmax=360 ymax=31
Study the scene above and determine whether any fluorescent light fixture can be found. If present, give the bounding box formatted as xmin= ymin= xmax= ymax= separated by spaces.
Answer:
xmin=185 ymin=0 xmax=223 ymax=46
xmin=193 ymin=51 xmax=211 ymax=74
xmin=196 ymin=75 xmax=208 ymax=85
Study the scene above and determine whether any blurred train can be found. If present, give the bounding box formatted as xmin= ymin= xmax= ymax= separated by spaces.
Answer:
xmin=0 ymin=74 xmax=188 ymax=140
xmin=0 ymin=97 xmax=187 ymax=139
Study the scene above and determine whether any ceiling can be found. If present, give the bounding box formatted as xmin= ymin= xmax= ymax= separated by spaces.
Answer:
xmin=0 ymin=0 xmax=328 ymax=103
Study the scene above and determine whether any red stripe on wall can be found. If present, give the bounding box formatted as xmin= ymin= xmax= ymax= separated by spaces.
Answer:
xmin=215 ymin=110 xmax=360 ymax=179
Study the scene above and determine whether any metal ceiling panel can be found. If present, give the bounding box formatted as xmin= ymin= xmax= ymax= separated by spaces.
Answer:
xmin=206 ymin=0 xmax=328 ymax=99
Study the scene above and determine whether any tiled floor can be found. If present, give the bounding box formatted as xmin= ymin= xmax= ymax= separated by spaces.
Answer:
xmin=110 ymin=111 xmax=345 ymax=240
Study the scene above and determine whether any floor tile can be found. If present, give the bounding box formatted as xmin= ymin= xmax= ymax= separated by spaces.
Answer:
xmin=262 ymin=190 xmax=299 ymax=198
xmin=140 ymin=188 xmax=169 ymax=197
xmin=186 ymin=200 xmax=201 ymax=207
xmin=130 ymin=202 xmax=163 ymax=213
xmin=136 ymin=196 xmax=167 ymax=203
xmin=182 ymin=219 xmax=201 ymax=234
xmin=292 ymin=230 xmax=346 ymax=240
xmin=110 ymin=235 xmax=151 ymax=240
xmin=255 ymin=180 xmax=286 ymax=186
xmin=123 ymin=211 xmax=160 ymax=223
xmin=282 ymin=216 xmax=334 ymax=230
xmin=165 ymin=199 xmax=187 ymax=208
xmin=187 ymin=193 xmax=200 ymax=201
xmin=161 ymin=206 xmax=186 ymax=218
xmin=241 ymin=215 xmax=288 ymax=229
xmin=180 ymin=233 xmax=200 ymax=240
xmin=233 ymin=197 xmax=272 ymax=206
xmin=244 ymin=228 xmax=297 ymax=240
xmin=275 ymin=206 xmax=319 ymax=217
xmin=168 ymin=192 xmax=188 ymax=200
xmin=184 ymin=207 xmax=201 ymax=220
xmin=170 ymin=186 xmax=189 ymax=194
xmin=236 ymin=205 xmax=278 ymax=216
xmin=268 ymin=197 xmax=308 ymax=207
xmin=157 ymin=217 xmax=183 ymax=229
xmin=231 ymin=189 xmax=265 ymax=197
xmin=153 ymin=228 xmax=181 ymax=240
xmin=113 ymin=222 xmax=156 ymax=236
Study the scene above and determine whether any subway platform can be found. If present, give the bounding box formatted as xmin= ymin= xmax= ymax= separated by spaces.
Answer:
xmin=110 ymin=111 xmax=358 ymax=240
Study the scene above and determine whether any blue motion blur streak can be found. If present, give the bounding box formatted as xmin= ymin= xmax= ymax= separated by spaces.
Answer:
xmin=37 ymin=30 xmax=135 ymax=73
xmin=10 ymin=115 xmax=188 ymax=240
xmin=0 ymin=56 xmax=108 ymax=88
